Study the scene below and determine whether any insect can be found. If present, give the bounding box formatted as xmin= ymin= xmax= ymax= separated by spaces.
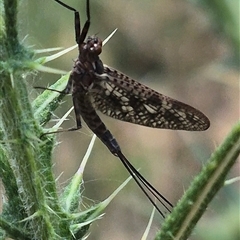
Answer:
xmin=43 ymin=0 xmax=210 ymax=217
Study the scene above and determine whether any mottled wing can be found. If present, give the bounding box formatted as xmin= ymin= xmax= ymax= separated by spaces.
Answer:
xmin=90 ymin=65 xmax=210 ymax=131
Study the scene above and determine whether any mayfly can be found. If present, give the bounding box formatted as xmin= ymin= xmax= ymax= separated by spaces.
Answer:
xmin=41 ymin=0 xmax=210 ymax=218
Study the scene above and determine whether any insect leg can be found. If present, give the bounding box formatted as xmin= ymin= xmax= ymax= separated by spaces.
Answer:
xmin=78 ymin=0 xmax=90 ymax=44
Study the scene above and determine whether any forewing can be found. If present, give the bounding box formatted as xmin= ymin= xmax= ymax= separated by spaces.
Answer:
xmin=90 ymin=65 xmax=210 ymax=131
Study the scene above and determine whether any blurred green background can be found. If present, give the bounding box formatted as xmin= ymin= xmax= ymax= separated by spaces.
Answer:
xmin=17 ymin=0 xmax=239 ymax=239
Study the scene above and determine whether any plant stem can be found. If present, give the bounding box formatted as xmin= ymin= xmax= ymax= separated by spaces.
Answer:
xmin=156 ymin=122 xmax=240 ymax=240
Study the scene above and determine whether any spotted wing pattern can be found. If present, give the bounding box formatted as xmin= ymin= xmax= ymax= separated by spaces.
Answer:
xmin=90 ymin=65 xmax=210 ymax=131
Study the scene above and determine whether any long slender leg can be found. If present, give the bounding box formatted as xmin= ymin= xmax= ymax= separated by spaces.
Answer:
xmin=35 ymin=73 xmax=73 ymax=94
xmin=54 ymin=0 xmax=91 ymax=45
xmin=78 ymin=0 xmax=90 ymax=44
xmin=72 ymin=95 xmax=82 ymax=130
xmin=39 ymin=75 xmax=80 ymax=137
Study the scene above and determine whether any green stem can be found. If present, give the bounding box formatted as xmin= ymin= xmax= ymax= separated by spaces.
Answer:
xmin=4 ymin=0 xmax=18 ymax=54
xmin=156 ymin=122 xmax=240 ymax=240
xmin=0 ymin=0 xmax=62 ymax=238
